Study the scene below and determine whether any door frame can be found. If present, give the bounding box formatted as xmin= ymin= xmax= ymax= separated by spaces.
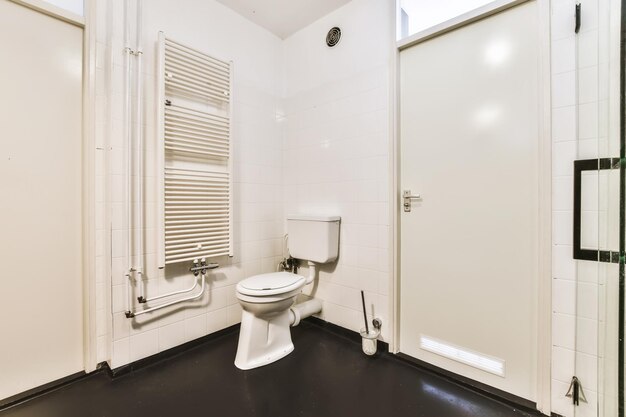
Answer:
xmin=389 ymin=0 xmax=552 ymax=413
xmin=8 ymin=0 xmax=99 ymax=374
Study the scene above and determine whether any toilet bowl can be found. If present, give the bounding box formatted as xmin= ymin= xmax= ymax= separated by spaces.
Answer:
xmin=234 ymin=215 xmax=340 ymax=370
xmin=234 ymin=272 xmax=307 ymax=370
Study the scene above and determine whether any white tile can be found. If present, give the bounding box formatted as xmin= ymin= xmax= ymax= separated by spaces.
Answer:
xmin=553 ymin=312 xmax=576 ymax=350
xmin=578 ymin=102 xmax=599 ymax=139
xmin=113 ymin=312 xmax=130 ymax=340
xmin=578 ymin=29 xmax=599 ymax=68
xmin=226 ymin=304 xmax=242 ymax=327
xmin=552 ymin=71 xmax=576 ymax=108
xmin=552 ymin=106 xmax=576 ymax=143
xmin=552 ymin=141 xmax=577 ymax=177
xmin=576 ymin=317 xmax=598 ymax=356
xmin=578 ymin=138 xmax=600 ymax=159
xmin=552 ymin=346 xmax=575 ymax=383
xmin=553 ymin=279 xmax=576 ymax=315
xmin=111 ymin=257 xmax=126 ymax=286
xmin=111 ymin=284 xmax=126 ymax=314
xmin=158 ymin=321 xmax=186 ymax=352
xmin=552 ymin=36 xmax=576 ymax=74
xmin=357 ymin=246 xmax=379 ymax=270
xmin=112 ymin=338 xmax=130 ymax=368
xmin=552 ymin=244 xmax=576 ymax=280
xmin=553 ymin=176 xmax=573 ymax=211
xmin=553 ymin=211 xmax=573 ymax=246
xmin=578 ymin=66 xmax=599 ymax=104
xmin=129 ymin=329 xmax=158 ymax=362
xmin=577 ymin=260 xmax=599 ymax=283
xmin=185 ymin=314 xmax=208 ymax=341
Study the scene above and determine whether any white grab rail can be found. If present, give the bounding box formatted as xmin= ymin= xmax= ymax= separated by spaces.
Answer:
xmin=127 ymin=271 xmax=206 ymax=318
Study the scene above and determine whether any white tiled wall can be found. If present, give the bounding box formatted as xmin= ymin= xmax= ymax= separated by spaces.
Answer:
xmin=93 ymin=0 xmax=394 ymax=368
xmin=94 ymin=0 xmax=285 ymax=368
xmin=281 ymin=0 xmax=394 ymax=340
xmin=550 ymin=0 xmax=616 ymax=415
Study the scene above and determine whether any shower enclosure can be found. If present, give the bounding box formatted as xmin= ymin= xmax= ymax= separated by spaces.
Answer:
xmin=570 ymin=0 xmax=624 ymax=415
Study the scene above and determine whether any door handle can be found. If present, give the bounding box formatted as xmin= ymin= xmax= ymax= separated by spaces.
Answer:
xmin=573 ymin=158 xmax=620 ymax=263
xmin=403 ymin=190 xmax=422 ymax=212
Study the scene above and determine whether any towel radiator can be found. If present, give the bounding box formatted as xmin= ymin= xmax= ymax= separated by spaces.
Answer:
xmin=156 ymin=33 xmax=234 ymax=268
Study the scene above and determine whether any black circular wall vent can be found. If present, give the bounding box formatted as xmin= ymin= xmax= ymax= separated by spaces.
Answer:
xmin=326 ymin=27 xmax=342 ymax=47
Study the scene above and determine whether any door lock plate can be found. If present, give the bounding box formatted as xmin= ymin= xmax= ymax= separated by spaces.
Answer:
xmin=403 ymin=190 xmax=421 ymax=212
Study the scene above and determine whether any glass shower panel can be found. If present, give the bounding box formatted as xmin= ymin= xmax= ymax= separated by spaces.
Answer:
xmin=597 ymin=0 xmax=623 ymax=415
xmin=572 ymin=0 xmax=623 ymax=416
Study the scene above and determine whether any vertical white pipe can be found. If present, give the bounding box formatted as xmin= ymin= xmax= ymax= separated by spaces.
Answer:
xmin=134 ymin=0 xmax=145 ymax=301
xmin=124 ymin=0 xmax=134 ymax=313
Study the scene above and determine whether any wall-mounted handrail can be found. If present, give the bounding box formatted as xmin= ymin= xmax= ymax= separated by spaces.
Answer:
xmin=126 ymin=272 xmax=205 ymax=318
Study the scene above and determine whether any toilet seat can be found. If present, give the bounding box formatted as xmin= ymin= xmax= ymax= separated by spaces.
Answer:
xmin=236 ymin=272 xmax=306 ymax=297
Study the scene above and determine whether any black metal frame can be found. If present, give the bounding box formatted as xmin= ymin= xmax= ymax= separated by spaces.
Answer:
xmin=619 ymin=1 xmax=625 ymax=414
xmin=572 ymin=157 xmax=621 ymax=264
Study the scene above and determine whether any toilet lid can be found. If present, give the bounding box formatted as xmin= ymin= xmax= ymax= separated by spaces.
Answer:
xmin=237 ymin=272 xmax=306 ymax=296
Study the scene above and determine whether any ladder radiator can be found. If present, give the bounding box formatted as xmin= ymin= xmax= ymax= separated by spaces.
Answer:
xmin=157 ymin=33 xmax=233 ymax=267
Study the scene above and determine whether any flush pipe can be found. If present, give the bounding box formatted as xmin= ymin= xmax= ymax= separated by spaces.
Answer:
xmin=289 ymin=261 xmax=322 ymax=326
xmin=304 ymin=260 xmax=316 ymax=284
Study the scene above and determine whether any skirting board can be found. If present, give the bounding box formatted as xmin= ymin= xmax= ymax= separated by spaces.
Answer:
xmin=0 ymin=369 xmax=92 ymax=411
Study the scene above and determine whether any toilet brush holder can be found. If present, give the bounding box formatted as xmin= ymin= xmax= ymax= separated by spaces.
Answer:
xmin=359 ymin=327 xmax=380 ymax=356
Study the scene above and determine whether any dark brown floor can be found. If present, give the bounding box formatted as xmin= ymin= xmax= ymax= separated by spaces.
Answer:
xmin=1 ymin=321 xmax=540 ymax=417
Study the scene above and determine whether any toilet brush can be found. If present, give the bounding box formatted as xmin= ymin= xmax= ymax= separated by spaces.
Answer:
xmin=360 ymin=290 xmax=369 ymax=334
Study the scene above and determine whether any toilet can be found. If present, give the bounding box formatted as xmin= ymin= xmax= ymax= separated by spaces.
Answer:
xmin=234 ymin=215 xmax=340 ymax=370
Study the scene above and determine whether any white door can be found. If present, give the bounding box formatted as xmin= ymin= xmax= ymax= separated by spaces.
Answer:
xmin=399 ymin=2 xmax=540 ymax=401
xmin=0 ymin=0 xmax=84 ymax=400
